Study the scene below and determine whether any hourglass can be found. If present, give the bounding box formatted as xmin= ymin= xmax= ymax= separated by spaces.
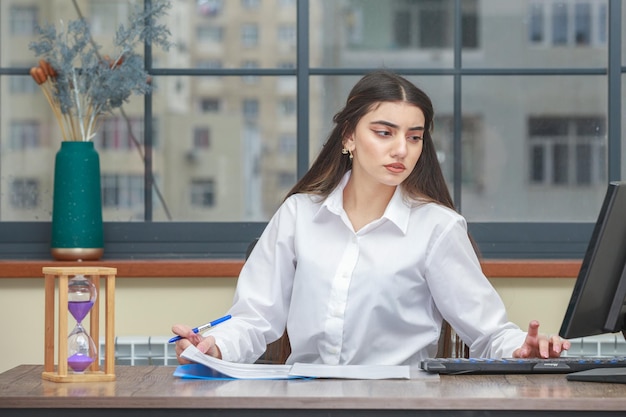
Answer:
xmin=67 ymin=275 xmax=97 ymax=373
xmin=42 ymin=266 xmax=116 ymax=382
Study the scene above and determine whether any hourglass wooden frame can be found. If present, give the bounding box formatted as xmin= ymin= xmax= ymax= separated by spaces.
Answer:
xmin=42 ymin=266 xmax=116 ymax=382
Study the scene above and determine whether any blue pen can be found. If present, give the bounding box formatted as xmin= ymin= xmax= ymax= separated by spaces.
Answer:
xmin=168 ymin=314 xmax=232 ymax=343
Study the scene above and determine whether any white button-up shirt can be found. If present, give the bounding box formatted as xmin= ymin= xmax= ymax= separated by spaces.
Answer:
xmin=210 ymin=172 xmax=527 ymax=365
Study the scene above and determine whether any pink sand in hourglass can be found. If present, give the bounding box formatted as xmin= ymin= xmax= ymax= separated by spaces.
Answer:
xmin=68 ymin=353 xmax=94 ymax=373
xmin=68 ymin=301 xmax=94 ymax=322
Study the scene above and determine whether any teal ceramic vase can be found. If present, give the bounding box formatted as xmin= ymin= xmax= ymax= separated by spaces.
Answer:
xmin=51 ymin=141 xmax=104 ymax=261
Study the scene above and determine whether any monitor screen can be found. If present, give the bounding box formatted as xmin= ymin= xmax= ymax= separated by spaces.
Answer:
xmin=559 ymin=181 xmax=626 ymax=340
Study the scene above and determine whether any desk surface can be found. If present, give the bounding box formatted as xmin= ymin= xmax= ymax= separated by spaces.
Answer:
xmin=1 ymin=365 xmax=626 ymax=416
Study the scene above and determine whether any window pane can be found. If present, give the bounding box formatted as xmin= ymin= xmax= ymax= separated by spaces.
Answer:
xmin=530 ymin=146 xmax=545 ymax=183
xmin=576 ymin=144 xmax=592 ymax=185
xmin=161 ymin=0 xmax=296 ymax=68
xmin=574 ymin=3 xmax=592 ymax=45
xmin=462 ymin=76 xmax=608 ymax=222
xmin=152 ymin=75 xmax=297 ymax=221
xmin=0 ymin=0 xmax=625 ymax=261
xmin=9 ymin=4 xmax=38 ymax=35
xmin=93 ymin=96 xmax=148 ymax=221
xmin=393 ymin=11 xmax=411 ymax=48
xmin=89 ymin=0 xmax=129 ymax=35
xmin=466 ymin=0 xmax=608 ymax=68
xmin=528 ymin=3 xmax=544 ymax=43
xmin=1 ymin=74 xmax=57 ymax=221
xmin=552 ymin=143 xmax=569 ymax=184
xmin=551 ymin=2 xmax=569 ymax=45
xmin=312 ymin=0 xmax=467 ymax=69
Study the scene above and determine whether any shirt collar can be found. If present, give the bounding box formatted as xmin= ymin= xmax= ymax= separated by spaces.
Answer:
xmin=316 ymin=171 xmax=411 ymax=235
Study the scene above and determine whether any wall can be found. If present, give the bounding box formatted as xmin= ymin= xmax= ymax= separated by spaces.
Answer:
xmin=0 ymin=276 xmax=575 ymax=373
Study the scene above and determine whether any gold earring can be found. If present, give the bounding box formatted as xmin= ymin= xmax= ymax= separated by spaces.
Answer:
xmin=342 ymin=148 xmax=353 ymax=160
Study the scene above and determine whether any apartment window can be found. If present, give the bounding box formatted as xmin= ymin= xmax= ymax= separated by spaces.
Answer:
xmin=193 ymin=127 xmax=211 ymax=149
xmin=278 ymin=98 xmax=296 ymax=117
xmin=528 ymin=1 xmax=607 ymax=46
xmin=278 ymin=135 xmax=296 ymax=156
xmin=89 ymin=1 xmax=126 ymax=35
xmin=10 ymin=178 xmax=39 ymax=209
xmin=196 ymin=26 xmax=223 ymax=43
xmin=197 ymin=0 xmax=223 ymax=17
xmin=552 ymin=2 xmax=569 ymax=45
xmin=529 ymin=3 xmax=544 ymax=42
xmin=243 ymin=99 xmax=259 ymax=120
xmin=196 ymin=59 xmax=223 ymax=69
xmin=9 ymin=121 xmax=40 ymax=150
xmin=10 ymin=5 xmax=38 ymax=35
xmin=102 ymin=174 xmax=144 ymax=209
xmin=242 ymin=0 xmax=260 ymax=10
xmin=199 ymin=98 xmax=221 ymax=113
xmin=94 ymin=117 xmax=145 ymax=150
xmin=278 ymin=25 xmax=296 ymax=47
xmin=574 ymin=3 xmax=592 ymax=45
xmin=528 ymin=117 xmax=606 ymax=186
xmin=10 ymin=75 xmax=38 ymax=94
xmin=597 ymin=4 xmax=608 ymax=44
xmin=435 ymin=116 xmax=484 ymax=190
xmin=241 ymin=24 xmax=259 ymax=47
xmin=345 ymin=7 xmax=364 ymax=46
xmin=392 ymin=0 xmax=479 ymax=49
xmin=191 ymin=179 xmax=215 ymax=207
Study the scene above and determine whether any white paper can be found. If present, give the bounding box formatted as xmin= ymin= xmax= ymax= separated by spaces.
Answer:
xmin=181 ymin=345 xmax=293 ymax=379
xmin=181 ymin=345 xmax=411 ymax=380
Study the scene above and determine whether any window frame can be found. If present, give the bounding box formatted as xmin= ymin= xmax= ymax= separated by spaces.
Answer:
xmin=0 ymin=0 xmax=622 ymax=260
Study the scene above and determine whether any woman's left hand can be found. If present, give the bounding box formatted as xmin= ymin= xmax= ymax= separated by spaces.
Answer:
xmin=512 ymin=320 xmax=571 ymax=358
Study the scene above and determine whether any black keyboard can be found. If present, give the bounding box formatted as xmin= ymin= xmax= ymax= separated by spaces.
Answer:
xmin=421 ymin=357 xmax=626 ymax=375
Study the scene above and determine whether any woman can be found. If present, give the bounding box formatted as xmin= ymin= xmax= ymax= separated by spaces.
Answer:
xmin=172 ymin=70 xmax=570 ymax=365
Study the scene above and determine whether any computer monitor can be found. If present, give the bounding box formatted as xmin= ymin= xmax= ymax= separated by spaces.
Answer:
xmin=559 ymin=181 xmax=626 ymax=341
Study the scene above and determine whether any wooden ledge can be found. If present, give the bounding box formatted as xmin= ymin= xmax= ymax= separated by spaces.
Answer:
xmin=0 ymin=259 xmax=581 ymax=279
xmin=0 ymin=259 xmax=245 ymax=279
xmin=480 ymin=259 xmax=581 ymax=278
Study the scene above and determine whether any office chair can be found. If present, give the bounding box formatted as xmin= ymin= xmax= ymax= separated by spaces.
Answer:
xmin=245 ymin=238 xmax=468 ymax=363
xmin=437 ymin=321 xmax=470 ymax=358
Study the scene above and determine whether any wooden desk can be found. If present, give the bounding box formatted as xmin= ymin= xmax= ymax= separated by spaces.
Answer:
xmin=1 ymin=365 xmax=625 ymax=416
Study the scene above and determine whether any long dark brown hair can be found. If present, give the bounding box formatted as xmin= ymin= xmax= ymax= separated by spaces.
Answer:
xmin=286 ymin=69 xmax=455 ymax=211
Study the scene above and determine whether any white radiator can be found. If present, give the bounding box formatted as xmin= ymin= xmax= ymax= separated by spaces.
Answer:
xmin=99 ymin=336 xmax=177 ymax=366
xmin=99 ymin=333 xmax=626 ymax=366
xmin=563 ymin=333 xmax=626 ymax=357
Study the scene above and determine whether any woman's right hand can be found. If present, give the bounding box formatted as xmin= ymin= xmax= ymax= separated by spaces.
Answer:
xmin=171 ymin=324 xmax=222 ymax=364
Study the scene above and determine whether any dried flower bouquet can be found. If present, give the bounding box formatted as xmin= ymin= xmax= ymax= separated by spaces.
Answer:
xmin=29 ymin=0 xmax=171 ymax=142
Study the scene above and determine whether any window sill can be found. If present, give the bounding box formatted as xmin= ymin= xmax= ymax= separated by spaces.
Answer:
xmin=0 ymin=259 xmax=581 ymax=279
